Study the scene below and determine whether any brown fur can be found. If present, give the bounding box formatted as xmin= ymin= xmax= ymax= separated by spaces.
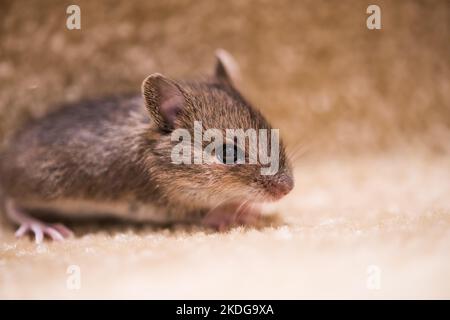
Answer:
xmin=0 ymin=54 xmax=293 ymax=223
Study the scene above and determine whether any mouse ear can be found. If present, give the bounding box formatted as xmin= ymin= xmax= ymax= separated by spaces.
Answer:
xmin=214 ymin=49 xmax=241 ymax=87
xmin=141 ymin=73 xmax=186 ymax=132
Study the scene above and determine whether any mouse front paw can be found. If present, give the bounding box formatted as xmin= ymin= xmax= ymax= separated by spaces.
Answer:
xmin=202 ymin=202 xmax=262 ymax=231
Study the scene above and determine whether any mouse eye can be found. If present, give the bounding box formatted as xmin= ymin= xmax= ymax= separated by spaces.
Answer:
xmin=217 ymin=143 xmax=240 ymax=164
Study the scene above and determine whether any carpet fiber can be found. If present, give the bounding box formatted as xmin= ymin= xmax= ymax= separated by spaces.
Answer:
xmin=1 ymin=151 xmax=449 ymax=299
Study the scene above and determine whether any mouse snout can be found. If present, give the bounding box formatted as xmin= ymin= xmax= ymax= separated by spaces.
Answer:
xmin=275 ymin=173 xmax=294 ymax=196
xmin=261 ymin=172 xmax=294 ymax=200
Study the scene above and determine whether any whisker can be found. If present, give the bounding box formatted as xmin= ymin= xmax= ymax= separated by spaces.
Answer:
xmin=287 ymin=142 xmax=310 ymax=163
xmin=234 ymin=199 xmax=251 ymax=222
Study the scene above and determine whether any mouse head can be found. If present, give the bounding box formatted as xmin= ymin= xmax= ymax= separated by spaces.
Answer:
xmin=141 ymin=50 xmax=294 ymax=208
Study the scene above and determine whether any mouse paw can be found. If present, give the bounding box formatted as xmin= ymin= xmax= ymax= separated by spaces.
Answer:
xmin=6 ymin=199 xmax=73 ymax=244
xmin=203 ymin=202 xmax=261 ymax=231
xmin=15 ymin=222 xmax=73 ymax=244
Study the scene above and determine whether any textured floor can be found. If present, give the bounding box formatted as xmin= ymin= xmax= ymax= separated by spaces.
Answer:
xmin=1 ymin=0 xmax=449 ymax=300
xmin=1 ymin=151 xmax=449 ymax=299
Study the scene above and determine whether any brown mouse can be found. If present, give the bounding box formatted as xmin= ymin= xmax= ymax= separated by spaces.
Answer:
xmin=0 ymin=50 xmax=294 ymax=243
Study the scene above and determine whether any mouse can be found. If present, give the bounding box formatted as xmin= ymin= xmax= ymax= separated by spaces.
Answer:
xmin=0 ymin=49 xmax=294 ymax=243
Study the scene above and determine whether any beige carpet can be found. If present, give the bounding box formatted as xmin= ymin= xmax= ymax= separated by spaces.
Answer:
xmin=1 ymin=150 xmax=449 ymax=299
xmin=1 ymin=0 xmax=449 ymax=299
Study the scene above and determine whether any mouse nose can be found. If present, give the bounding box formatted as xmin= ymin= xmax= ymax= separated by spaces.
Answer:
xmin=276 ymin=173 xmax=294 ymax=196
xmin=263 ymin=172 xmax=294 ymax=199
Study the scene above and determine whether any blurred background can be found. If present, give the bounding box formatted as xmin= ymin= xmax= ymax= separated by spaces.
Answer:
xmin=0 ymin=0 xmax=449 ymax=299
xmin=1 ymin=0 xmax=449 ymax=155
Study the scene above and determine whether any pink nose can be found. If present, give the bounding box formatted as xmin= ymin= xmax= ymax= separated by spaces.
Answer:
xmin=275 ymin=173 xmax=294 ymax=196
xmin=264 ymin=173 xmax=294 ymax=199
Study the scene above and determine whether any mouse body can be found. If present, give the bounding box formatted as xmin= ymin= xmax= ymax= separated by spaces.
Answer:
xmin=0 ymin=50 xmax=294 ymax=242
